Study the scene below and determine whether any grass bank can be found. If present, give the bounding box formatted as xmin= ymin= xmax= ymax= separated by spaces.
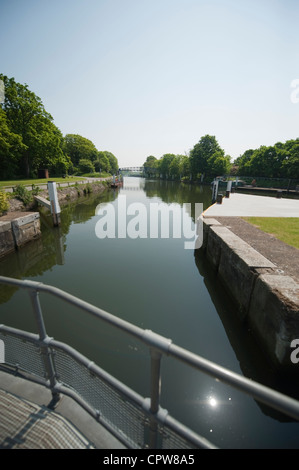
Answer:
xmin=0 ymin=173 xmax=111 ymax=189
xmin=243 ymin=217 xmax=299 ymax=249
xmin=0 ymin=177 xmax=84 ymax=188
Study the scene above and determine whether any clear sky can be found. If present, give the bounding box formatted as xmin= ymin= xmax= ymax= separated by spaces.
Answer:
xmin=1 ymin=0 xmax=299 ymax=167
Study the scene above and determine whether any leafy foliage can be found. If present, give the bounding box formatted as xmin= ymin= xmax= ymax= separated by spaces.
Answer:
xmin=13 ymin=184 xmax=32 ymax=205
xmin=96 ymin=151 xmax=111 ymax=173
xmin=143 ymin=134 xmax=299 ymax=182
xmin=235 ymin=139 xmax=299 ymax=179
xmin=0 ymin=189 xmax=9 ymax=213
xmin=78 ymin=158 xmax=95 ymax=174
xmin=0 ymin=107 xmax=27 ymax=179
xmin=189 ymin=135 xmax=230 ymax=180
xmin=143 ymin=156 xmax=158 ymax=177
xmin=0 ymin=74 xmax=70 ymax=178
xmin=143 ymin=135 xmax=231 ymax=181
xmin=104 ymin=151 xmax=119 ymax=174
xmin=0 ymin=74 xmax=118 ymax=180
xmin=83 ymin=183 xmax=92 ymax=194
xmin=64 ymin=134 xmax=98 ymax=167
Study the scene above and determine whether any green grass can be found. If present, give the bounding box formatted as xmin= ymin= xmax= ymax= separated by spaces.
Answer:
xmin=243 ymin=217 xmax=299 ymax=249
xmin=0 ymin=176 xmax=88 ymax=188
xmin=79 ymin=172 xmax=111 ymax=178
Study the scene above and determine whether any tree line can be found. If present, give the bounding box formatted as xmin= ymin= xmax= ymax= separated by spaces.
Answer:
xmin=143 ymin=134 xmax=299 ymax=181
xmin=0 ymin=74 xmax=118 ymax=180
xmin=143 ymin=135 xmax=231 ymax=181
xmin=234 ymin=140 xmax=299 ymax=179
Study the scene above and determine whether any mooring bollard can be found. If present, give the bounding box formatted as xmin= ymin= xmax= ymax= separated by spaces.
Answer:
xmin=217 ymin=193 xmax=223 ymax=204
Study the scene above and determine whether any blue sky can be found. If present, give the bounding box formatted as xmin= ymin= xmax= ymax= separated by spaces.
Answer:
xmin=1 ymin=0 xmax=299 ymax=167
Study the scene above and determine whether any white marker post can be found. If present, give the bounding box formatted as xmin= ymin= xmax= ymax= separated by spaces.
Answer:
xmin=212 ymin=180 xmax=219 ymax=204
xmin=47 ymin=182 xmax=61 ymax=226
xmin=226 ymin=180 xmax=232 ymax=198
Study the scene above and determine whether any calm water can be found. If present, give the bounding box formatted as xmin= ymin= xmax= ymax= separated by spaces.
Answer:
xmin=0 ymin=177 xmax=299 ymax=449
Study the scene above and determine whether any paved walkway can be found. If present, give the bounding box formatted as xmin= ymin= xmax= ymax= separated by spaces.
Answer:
xmin=208 ymin=216 xmax=299 ymax=283
xmin=204 ymin=193 xmax=299 ymax=217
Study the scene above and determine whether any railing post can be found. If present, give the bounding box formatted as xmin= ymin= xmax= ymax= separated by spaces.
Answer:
xmin=29 ymin=289 xmax=60 ymax=403
xmin=149 ymin=348 xmax=162 ymax=449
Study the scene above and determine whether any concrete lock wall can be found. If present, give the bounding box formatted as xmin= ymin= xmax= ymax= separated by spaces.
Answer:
xmin=0 ymin=221 xmax=15 ymax=257
xmin=201 ymin=217 xmax=299 ymax=372
xmin=0 ymin=213 xmax=41 ymax=257
xmin=249 ymin=275 xmax=299 ymax=369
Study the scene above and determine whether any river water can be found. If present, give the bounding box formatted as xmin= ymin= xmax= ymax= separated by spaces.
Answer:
xmin=0 ymin=177 xmax=299 ymax=449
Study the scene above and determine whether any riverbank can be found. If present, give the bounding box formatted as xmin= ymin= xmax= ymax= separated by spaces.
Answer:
xmin=0 ymin=179 xmax=112 ymax=258
xmin=4 ymin=178 xmax=112 ymax=213
xmin=201 ymin=215 xmax=299 ymax=375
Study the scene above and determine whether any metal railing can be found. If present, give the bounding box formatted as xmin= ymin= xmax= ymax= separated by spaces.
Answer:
xmin=1 ymin=275 xmax=299 ymax=449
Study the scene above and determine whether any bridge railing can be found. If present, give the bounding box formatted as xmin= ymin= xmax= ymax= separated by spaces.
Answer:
xmin=119 ymin=167 xmax=144 ymax=172
xmin=0 ymin=275 xmax=299 ymax=449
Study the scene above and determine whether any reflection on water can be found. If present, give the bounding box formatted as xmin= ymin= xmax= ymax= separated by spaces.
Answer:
xmin=0 ymin=177 xmax=299 ymax=449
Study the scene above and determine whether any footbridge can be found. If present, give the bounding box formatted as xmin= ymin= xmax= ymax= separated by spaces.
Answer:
xmin=119 ymin=167 xmax=144 ymax=176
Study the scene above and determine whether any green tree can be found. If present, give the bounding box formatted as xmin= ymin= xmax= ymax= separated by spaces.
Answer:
xmin=240 ymin=145 xmax=287 ymax=178
xmin=0 ymin=107 xmax=26 ymax=179
xmin=169 ymin=155 xmax=181 ymax=179
xmin=158 ymin=153 xmax=176 ymax=178
xmin=64 ymin=134 xmax=98 ymax=167
xmin=189 ymin=135 xmax=226 ymax=180
xmin=179 ymin=155 xmax=190 ymax=179
xmin=1 ymin=74 xmax=67 ymax=177
xmin=143 ymin=155 xmax=158 ymax=177
xmin=208 ymin=151 xmax=231 ymax=176
xmin=96 ymin=151 xmax=111 ymax=173
xmin=282 ymin=139 xmax=299 ymax=179
xmin=234 ymin=149 xmax=254 ymax=175
xmin=104 ymin=151 xmax=118 ymax=174
xmin=169 ymin=154 xmax=190 ymax=180
xmin=78 ymin=158 xmax=95 ymax=174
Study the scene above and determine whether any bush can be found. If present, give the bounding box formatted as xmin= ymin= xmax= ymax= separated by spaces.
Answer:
xmin=83 ymin=183 xmax=92 ymax=195
xmin=0 ymin=190 xmax=9 ymax=214
xmin=31 ymin=184 xmax=41 ymax=196
xmin=14 ymin=184 xmax=32 ymax=205
xmin=74 ymin=182 xmax=81 ymax=196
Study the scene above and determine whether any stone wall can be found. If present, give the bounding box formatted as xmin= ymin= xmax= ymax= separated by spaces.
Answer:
xmin=0 ymin=212 xmax=41 ymax=258
xmin=200 ymin=216 xmax=299 ymax=374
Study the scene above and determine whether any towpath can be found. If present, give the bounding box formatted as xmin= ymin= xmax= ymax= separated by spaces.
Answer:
xmin=203 ymin=192 xmax=299 ymax=283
